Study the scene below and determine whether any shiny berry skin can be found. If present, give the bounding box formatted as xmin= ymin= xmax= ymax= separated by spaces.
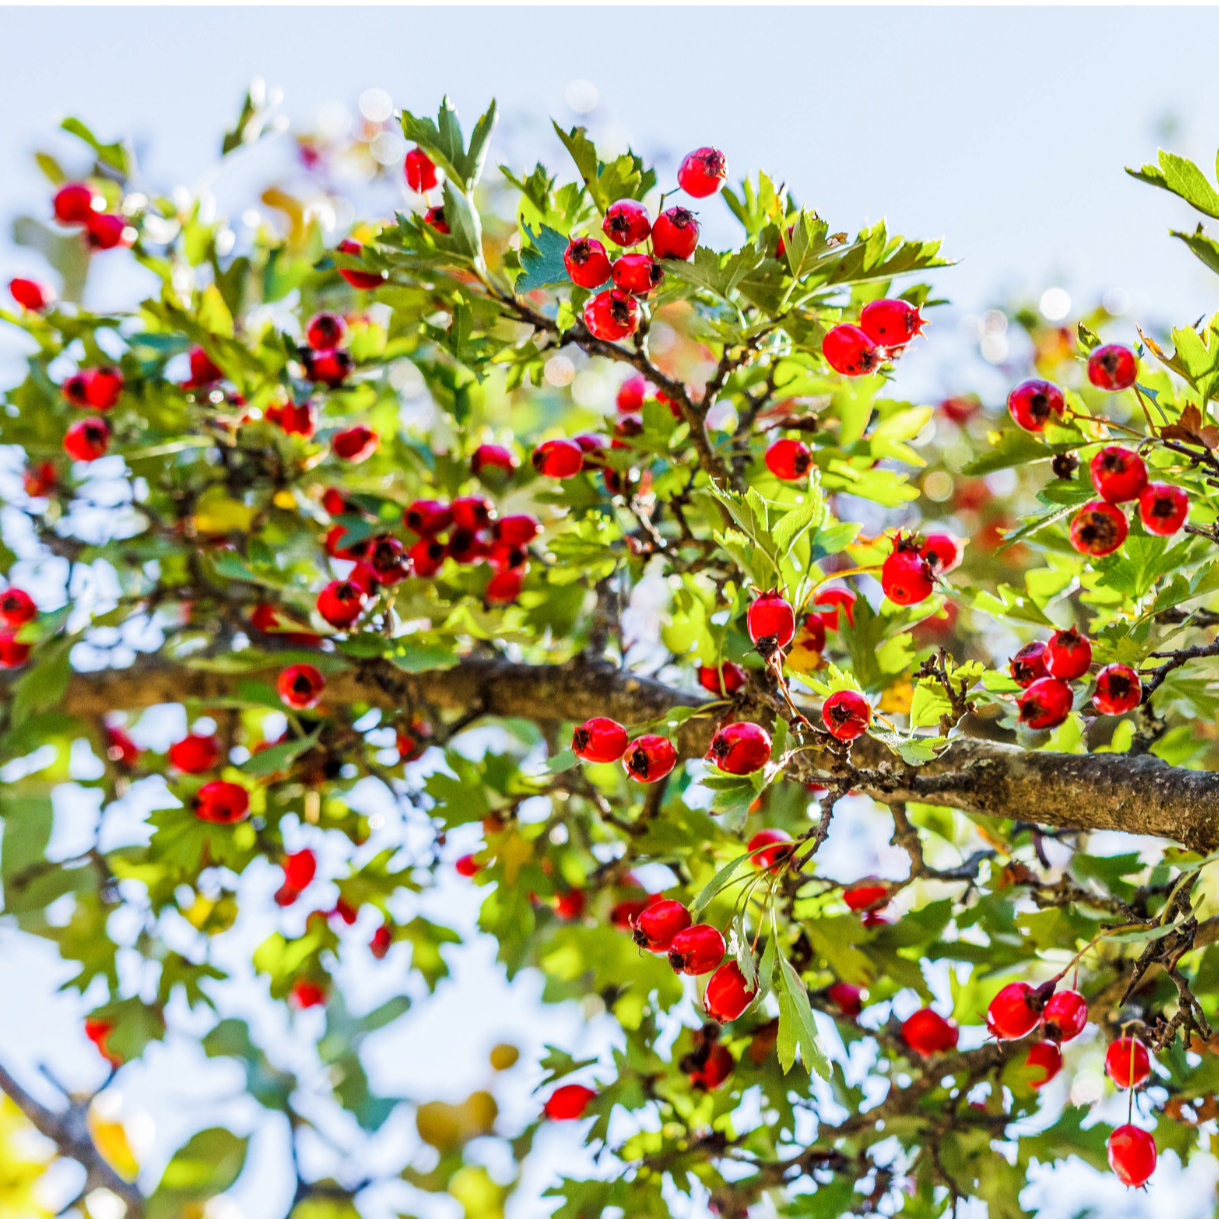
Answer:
xmin=668 ymin=923 xmax=726 ymax=975
xmin=423 ymin=206 xmax=450 ymax=235
xmin=168 ymin=733 xmax=220 ymax=773
xmin=677 ymin=147 xmax=727 ymax=198
xmin=1090 ymin=446 xmax=1148 ymax=504
xmin=1108 ymin=1124 xmax=1156 ymax=1187
xmin=633 ymin=899 xmax=692 ymax=952
xmin=1070 ymin=500 xmax=1128 ymax=557
xmin=823 ymin=324 xmax=880 ymax=376
xmin=53 ymin=182 xmax=98 ymax=224
xmin=306 ymin=311 xmax=347 ymax=350
xmin=447 ymin=527 xmax=491 ymax=565
xmin=187 ymin=347 xmax=223 ymax=387
xmin=651 ymin=206 xmax=699 ymax=260
xmin=494 ymin=514 xmax=541 ymax=547
xmin=283 ymin=849 xmax=317 ymax=891
xmin=405 ymin=147 xmax=438 ymax=192
xmin=860 ymin=298 xmax=925 ymax=347
xmin=747 ymin=590 xmax=796 ymax=652
xmin=0 ymin=588 xmax=36 ymax=627
xmin=1026 ymin=1041 xmax=1063 ymax=1090
xmin=1092 ymin=663 xmax=1142 ymax=715
xmin=1007 ymin=378 xmax=1066 ymax=432
xmin=368 ymin=536 xmax=411 ymax=585
xmin=986 ymin=981 xmax=1045 ymax=1040
xmin=822 ymin=689 xmax=872 ymax=741
xmin=23 ymin=462 xmax=58 ymax=498
xmin=488 ymin=548 xmax=529 ymax=585
xmin=920 ymin=533 xmax=963 ymax=574
xmin=706 ymin=722 xmax=772 ymax=775
xmin=1106 ymin=1036 xmax=1151 ymax=1088
xmin=64 ymin=367 xmax=124 ymax=410
xmin=611 ymin=253 xmax=664 ymax=295
xmin=1088 ymin=344 xmax=1138 ymax=391
xmin=828 ymin=982 xmax=863 ymax=1017
xmin=843 ymin=879 xmax=889 ymax=911
xmin=881 ymin=546 xmax=935 ymax=605
xmin=532 ymin=437 xmax=584 ymax=478
xmin=1009 ymin=640 xmax=1050 ymax=688
xmin=0 ymin=633 xmax=29 ymax=669
xmin=815 ymin=587 xmax=856 ymax=630
xmin=698 ymin=662 xmax=747 ymax=696
xmin=454 ymin=854 xmax=482 ymax=879
xmin=370 ymin=924 xmax=393 ymax=958
xmin=335 ymin=239 xmax=385 ymax=289
xmin=195 ymin=780 xmax=250 ymax=824
xmin=747 ymin=829 xmax=793 ymax=870
xmin=685 ymin=1042 xmax=733 ymax=1090
xmin=1139 ymin=482 xmax=1189 ymax=536
xmin=450 ymin=495 xmax=492 ymax=531
xmin=623 ymin=734 xmax=677 ymax=783
xmin=572 ymin=717 xmax=629 ymax=763
xmin=290 ymin=979 xmax=327 ymax=1009
xmin=316 ymin=579 xmax=367 ymax=628
xmin=279 ymin=664 xmax=326 ymax=710
xmin=765 ymin=437 xmax=812 ymax=481
xmin=617 ymin=374 xmax=647 ymax=412
xmin=1042 ymin=989 xmax=1088 ymax=1042
xmin=332 ymin=424 xmax=378 ymax=462
xmin=704 ymin=961 xmax=756 ymax=1023
xmin=303 ymin=347 xmax=353 ymax=387
xmin=409 ymin=538 xmax=446 ymax=578
xmin=901 ymin=1008 xmax=959 ymax=1058
xmin=1017 ymin=676 xmax=1073 ymax=730
xmin=602 ymin=199 xmax=651 ymax=247
xmin=544 ymin=1084 xmax=596 ymax=1121
xmin=1047 ymin=628 xmax=1092 ymax=680
xmin=9 ymin=277 xmax=54 ymax=311
xmin=404 ymin=499 xmax=453 ymax=537
xmin=85 ymin=212 xmax=131 ymax=250
xmin=563 ymin=236 xmax=612 ymax=288
xmin=583 ymin=288 xmax=639 ymax=341
xmin=472 ymin=444 xmax=517 ymax=476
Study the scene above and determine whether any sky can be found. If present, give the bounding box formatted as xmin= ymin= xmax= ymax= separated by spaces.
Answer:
xmin=3 ymin=6 xmax=1219 ymax=1218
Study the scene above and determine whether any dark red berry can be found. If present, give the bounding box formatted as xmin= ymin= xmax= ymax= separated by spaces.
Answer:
xmin=279 ymin=663 xmax=326 ymax=710
xmin=423 ymin=206 xmax=449 ymax=235
xmin=451 ymin=495 xmax=493 ymax=531
xmin=23 ymin=462 xmax=58 ymax=498
xmin=472 ymin=444 xmax=517 ymax=476
xmin=335 ymin=239 xmax=386 ymax=289
xmin=195 ymin=780 xmax=250 ymax=824
xmin=405 ymin=147 xmax=438 ymax=193
xmin=698 ymin=663 xmax=747 ymax=695
xmin=1108 ymin=1124 xmax=1156 ymax=1187
xmin=447 ymin=528 xmax=491 ymax=565
xmin=706 ymin=722 xmax=771 ymax=775
xmin=1017 ymin=677 xmax=1073 ymax=730
xmin=843 ymin=879 xmax=889 ymax=911
xmin=290 ymin=979 xmax=327 ymax=1009
xmin=554 ymin=889 xmax=585 ymax=920
xmin=677 ymin=147 xmax=727 ymax=198
xmin=617 ymin=374 xmax=647 ymax=412
xmin=920 ymin=533 xmax=962 ymax=574
xmin=266 ymin=400 xmax=316 ymax=438
xmin=283 ymin=849 xmax=317 ymax=891
xmin=823 ymin=324 xmax=880 ymax=376
xmin=822 ymin=690 xmax=872 ymax=741
xmin=404 ymin=499 xmax=453 ymax=537
xmin=602 ymin=199 xmax=651 ymax=247
xmin=0 ymin=634 xmax=30 ymax=669
xmin=544 ymin=1084 xmax=596 ymax=1121
xmin=85 ymin=213 xmax=131 ymax=250
xmin=409 ymin=538 xmax=446 ymax=578
xmin=370 ymin=924 xmax=393 ymax=958
xmin=303 ymin=347 xmax=353 ymax=387
xmin=1007 ymin=379 xmax=1065 ymax=432
xmin=747 ymin=829 xmax=793 ymax=870
xmin=168 ymin=733 xmax=220 ymax=773
xmin=188 ymin=347 xmax=223 ymax=387
xmin=368 ymin=536 xmax=410 ymax=585
xmin=765 ymin=437 xmax=812 ymax=481
xmin=494 ymin=514 xmax=541 ymax=546
xmin=572 ymin=717 xmax=629 ymax=763
xmin=1047 ymin=628 xmax=1092 ymax=680
xmin=651 ymin=206 xmax=699 ymax=260
xmin=1092 ymin=663 xmax=1141 ymax=715
xmin=64 ymin=368 xmax=124 ymax=410
xmin=316 ymin=579 xmax=367 ymax=628
xmin=1106 ymin=1037 xmax=1151 ymax=1088
xmin=815 ymin=588 xmax=856 ymax=631
xmin=704 ymin=961 xmax=756 ymax=1022
xmin=1026 ymin=1041 xmax=1063 ymax=1090
xmin=611 ymin=253 xmax=664 ymax=295
xmin=9 ymin=277 xmax=54 ymax=311
xmin=1139 ymin=482 xmax=1189 ymax=536
xmin=583 ymin=288 xmax=639 ymax=340
xmin=828 ymin=982 xmax=863 ymax=1018
xmin=306 ymin=312 xmax=347 ymax=350
xmin=531 ymin=438 xmax=584 ymax=478
xmin=0 ymin=588 xmax=36 ymax=627
xmin=1070 ymin=500 xmax=1128 ymax=557
xmin=1042 ymin=989 xmax=1088 ymax=1042
xmin=105 ymin=727 xmax=141 ymax=768
xmin=623 ymin=734 xmax=677 ymax=783
xmin=668 ymin=923 xmax=726 ymax=975
xmin=455 ymin=854 xmax=481 ymax=878
xmin=1009 ymin=641 xmax=1050 ymax=688
xmin=332 ymin=424 xmax=378 ymax=462
xmin=986 ymin=981 xmax=1046 ymax=1040
xmin=901 ymin=1008 xmax=958 ymax=1058
xmin=1087 ymin=344 xmax=1138 ymax=392
xmin=563 ymin=237 xmax=612 ymax=289
xmin=881 ymin=544 xmax=934 ymax=606
xmin=633 ymin=899 xmax=692 ymax=952
xmin=685 ymin=1041 xmax=733 ymax=1090
xmin=53 ymin=183 xmax=98 ymax=224
xmin=1090 ymin=446 xmax=1148 ymax=503
xmin=860 ymin=298 xmax=925 ymax=347
xmin=747 ymin=590 xmax=795 ymax=653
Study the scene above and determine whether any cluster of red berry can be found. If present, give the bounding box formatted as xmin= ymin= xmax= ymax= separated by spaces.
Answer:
xmin=819 ymin=298 xmax=926 ymax=377
xmin=0 ymin=586 xmax=36 ymax=671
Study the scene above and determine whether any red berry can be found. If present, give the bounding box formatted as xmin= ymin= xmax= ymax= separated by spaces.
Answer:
xmin=1007 ymin=379 xmax=1066 ymax=432
xmin=610 ymin=896 xmax=652 ymax=930
xmin=397 ymin=719 xmax=433 ymax=761
xmin=23 ymin=461 xmax=58 ymax=498
xmin=611 ymin=253 xmax=664 ymax=296
xmin=1009 ymin=641 xmax=1050 ymax=688
xmin=554 ymin=889 xmax=585 ymax=920
xmin=747 ymin=829 xmax=793 ymax=870
xmin=290 ymin=979 xmax=327 ymax=1009
xmin=169 ymin=733 xmax=220 ymax=773
xmin=668 ymin=924 xmax=726 ymax=976
xmin=704 ymin=961 xmax=756 ymax=1023
xmin=409 ymin=538 xmax=446 ymax=578
xmin=85 ymin=1018 xmax=121 ymax=1065
xmin=532 ymin=437 xmax=584 ymax=478
xmin=1139 ymin=482 xmax=1189 ymax=536
xmin=60 ymin=414 xmax=113 ymax=460
xmin=563 ymin=236 xmax=612 ymax=289
xmin=828 ymin=982 xmax=863 ymax=1018
xmin=698 ymin=663 xmax=747 ymax=696
xmin=370 ymin=924 xmax=393 ymax=958
xmin=1090 ymin=446 xmax=1147 ymax=503
xmin=64 ymin=368 xmax=124 ymax=411
xmin=105 ymin=727 xmax=142 ymax=768
xmin=303 ymin=347 xmax=353 ymax=387
xmin=1106 ymin=1036 xmax=1151 ymax=1089
xmin=764 ymin=437 xmax=812 ymax=481
xmin=1069 ymin=500 xmax=1128 ymax=557
xmin=53 ymin=183 xmax=98 ymax=224
xmin=316 ymin=579 xmax=367 ymax=629
xmin=633 ymin=899 xmax=692 ymax=952
xmin=332 ymin=425 xmax=378 ymax=463
xmin=188 ymin=347 xmax=223 ymax=387
xmin=623 ymin=734 xmax=677 ymax=783
xmin=448 ymin=495 xmax=491 ymax=532
xmin=651 ymin=206 xmax=699 ymax=260
xmin=859 ymin=298 xmax=925 ymax=347
xmin=574 ymin=431 xmax=610 ymax=458
xmin=335 ymin=239 xmax=385 ymax=289
xmin=823 ymin=324 xmax=880 ymax=376
xmin=747 ymin=590 xmax=795 ymax=652
xmin=677 ymin=147 xmax=727 ymax=198
xmin=1017 ymin=677 xmax=1073 ymax=730
xmin=283 ymin=849 xmax=317 ymax=891
xmin=986 ymin=981 xmax=1046 ymax=1040
xmin=583 ymin=288 xmax=640 ymax=341
xmin=405 ymin=147 xmax=438 ymax=193
xmin=9 ymin=277 xmax=54 ymax=311
xmin=602 ymin=199 xmax=651 ymax=247
xmin=487 ymin=542 xmax=527 ymax=575
xmin=1108 ymin=1124 xmax=1156 ymax=1187
xmin=1047 ymin=627 xmax=1092 ymax=680
xmin=920 ymin=533 xmax=963 ymax=574
xmin=1092 ymin=663 xmax=1142 ymax=715
xmin=544 ymin=1083 xmax=595 ymax=1121
xmin=404 ymin=499 xmax=453 ymax=537
xmin=368 ymin=536 xmax=411 ymax=585
xmin=270 ymin=400 xmax=318 ymax=438
xmin=279 ymin=663 xmax=325 ymax=710
xmin=843 ymin=879 xmax=889 ymax=911
xmin=572 ymin=717 xmax=629 ymax=764
xmin=195 ymin=780 xmax=250 ymax=824
xmin=494 ymin=514 xmax=540 ymax=546
xmin=451 ymin=854 xmax=481 ymax=879
xmin=0 ymin=588 xmax=36 ymax=627
xmin=306 ymin=312 xmax=347 ymax=350
xmin=1088 ymin=344 xmax=1138 ymax=392
xmin=706 ymin=722 xmax=772 ymax=775
xmin=616 ymin=375 xmax=647 ymax=412
xmin=486 ymin=565 xmax=523 ymax=607
xmin=685 ymin=1042 xmax=733 ymax=1090
xmin=472 ymin=444 xmax=517 ymax=476
xmin=881 ymin=544 xmax=935 ymax=606
xmin=1025 ymin=1041 xmax=1063 ymax=1090
xmin=940 ymin=395 xmax=980 ymax=423
xmin=84 ymin=213 xmax=131 ymax=250
xmin=822 ymin=690 xmax=872 ymax=741
xmin=901 ymin=1008 xmax=959 ymax=1057
xmin=423 ymin=206 xmax=450 ymax=235
xmin=814 ymin=587 xmax=856 ymax=630
xmin=0 ymin=633 xmax=30 ymax=669
xmin=1042 ymin=989 xmax=1088 ymax=1042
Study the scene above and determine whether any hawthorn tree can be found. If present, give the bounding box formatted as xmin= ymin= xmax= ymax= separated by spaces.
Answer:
xmin=5 ymin=90 xmax=1219 ymax=1219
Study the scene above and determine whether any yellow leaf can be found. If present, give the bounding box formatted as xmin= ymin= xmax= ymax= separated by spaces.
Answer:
xmin=192 ymin=487 xmax=254 ymax=535
xmin=785 ymin=637 xmax=824 ymax=675
xmin=87 ymin=1106 xmax=140 ymax=1182
xmin=0 ymin=1098 xmax=55 ymax=1218
xmin=272 ymin=489 xmax=297 ymax=510
xmin=498 ymin=831 xmax=533 ymax=885
xmin=197 ymin=283 xmax=234 ymax=338
xmin=879 ymin=679 xmax=913 ymax=714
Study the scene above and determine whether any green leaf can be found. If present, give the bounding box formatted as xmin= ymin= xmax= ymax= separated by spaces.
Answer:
xmin=442 ymin=179 xmax=483 ymax=262
xmin=240 ymin=729 xmax=321 ymax=777
xmin=1171 ymin=224 xmax=1219 ymax=278
xmin=60 ymin=116 xmax=130 ymax=175
xmin=775 ymin=952 xmax=830 ymax=1078
xmin=961 ymin=429 xmax=1076 ymax=477
xmin=516 ymin=223 xmax=573 ymax=295
xmin=147 ymin=1129 xmax=249 ymax=1219
xmin=693 ymin=853 xmax=751 ymax=915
